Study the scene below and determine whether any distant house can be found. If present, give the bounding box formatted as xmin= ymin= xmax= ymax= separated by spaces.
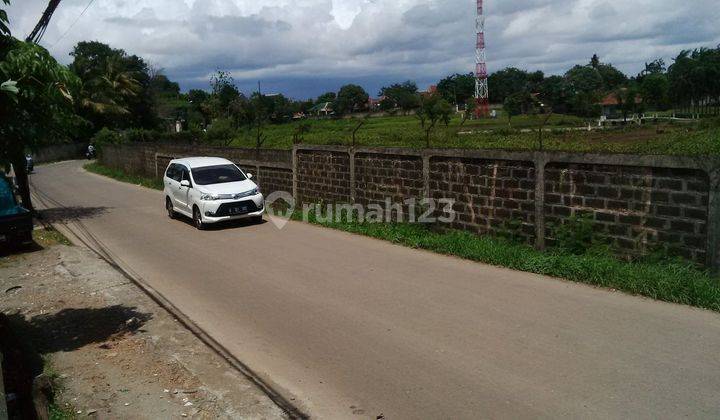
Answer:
xmin=420 ymin=85 xmax=438 ymax=97
xmin=368 ymin=97 xmax=382 ymax=111
xmin=598 ymin=90 xmax=642 ymax=118
xmin=309 ymin=101 xmax=334 ymax=116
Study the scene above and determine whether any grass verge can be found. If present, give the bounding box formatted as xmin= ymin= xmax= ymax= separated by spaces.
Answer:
xmin=33 ymin=227 xmax=71 ymax=247
xmin=43 ymin=357 xmax=76 ymax=420
xmin=296 ymin=213 xmax=720 ymax=312
xmin=84 ymin=162 xmax=163 ymax=190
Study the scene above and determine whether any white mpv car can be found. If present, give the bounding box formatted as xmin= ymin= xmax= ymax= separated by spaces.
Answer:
xmin=163 ymin=157 xmax=264 ymax=229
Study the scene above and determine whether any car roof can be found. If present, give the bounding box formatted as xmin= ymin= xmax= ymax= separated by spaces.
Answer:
xmin=171 ymin=157 xmax=233 ymax=169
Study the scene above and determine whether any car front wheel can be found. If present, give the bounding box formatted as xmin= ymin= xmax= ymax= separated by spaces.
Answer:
xmin=193 ymin=207 xmax=205 ymax=230
xmin=166 ymin=198 xmax=175 ymax=219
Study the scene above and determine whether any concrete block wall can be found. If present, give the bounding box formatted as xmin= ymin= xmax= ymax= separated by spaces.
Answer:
xmin=33 ymin=143 xmax=86 ymax=163
xmin=430 ymin=157 xmax=536 ymax=242
xmin=257 ymin=166 xmax=293 ymax=196
xmin=544 ymin=163 xmax=709 ymax=262
xmin=296 ymin=150 xmax=351 ymax=204
xmin=354 ymin=153 xmax=424 ymax=215
xmin=99 ymin=143 xmax=720 ymax=269
xmin=100 ymin=143 xmax=293 ymax=195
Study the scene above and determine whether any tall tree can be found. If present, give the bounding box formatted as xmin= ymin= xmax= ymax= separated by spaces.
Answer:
xmin=0 ymin=40 xmax=80 ymax=210
xmin=379 ymin=81 xmax=420 ymax=114
xmin=70 ymin=41 xmax=156 ymax=132
xmin=416 ymin=94 xmax=452 ymax=147
xmin=316 ymin=91 xmax=336 ymax=104
xmin=436 ymin=73 xmax=475 ymax=105
xmin=334 ymin=84 xmax=368 ymax=114
xmin=640 ymin=73 xmax=670 ymax=110
xmin=538 ymin=75 xmax=572 ymax=114
xmin=488 ymin=67 xmax=530 ymax=104
xmin=596 ymin=63 xmax=628 ymax=91
xmin=565 ymin=65 xmax=603 ymax=117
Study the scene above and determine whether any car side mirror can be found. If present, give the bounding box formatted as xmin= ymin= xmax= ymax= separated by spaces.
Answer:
xmin=180 ymin=180 xmax=190 ymax=187
xmin=247 ymin=173 xmax=253 ymax=179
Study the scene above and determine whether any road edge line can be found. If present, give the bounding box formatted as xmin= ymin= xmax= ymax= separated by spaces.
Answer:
xmin=30 ymin=189 xmax=309 ymax=420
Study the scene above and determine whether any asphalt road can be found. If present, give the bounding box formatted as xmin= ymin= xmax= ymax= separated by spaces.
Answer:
xmin=31 ymin=160 xmax=720 ymax=419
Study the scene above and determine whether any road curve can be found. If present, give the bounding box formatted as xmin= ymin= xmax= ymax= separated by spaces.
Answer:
xmin=31 ymin=160 xmax=720 ymax=419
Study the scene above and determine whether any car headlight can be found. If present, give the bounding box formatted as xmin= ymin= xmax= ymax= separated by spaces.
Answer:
xmin=233 ymin=188 xmax=259 ymax=199
xmin=200 ymin=193 xmax=220 ymax=201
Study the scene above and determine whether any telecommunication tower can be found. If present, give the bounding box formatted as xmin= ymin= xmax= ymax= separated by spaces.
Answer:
xmin=474 ymin=0 xmax=489 ymax=118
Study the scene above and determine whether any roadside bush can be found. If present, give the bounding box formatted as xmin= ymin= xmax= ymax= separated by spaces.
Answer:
xmin=549 ymin=214 xmax=606 ymax=255
xmin=205 ymin=118 xmax=236 ymax=146
xmin=123 ymin=128 xmax=158 ymax=143
xmin=494 ymin=127 xmax=518 ymax=137
xmin=91 ymin=127 xmax=123 ymax=146
xmin=158 ymin=130 xmax=203 ymax=144
xmin=697 ymin=117 xmax=720 ymax=130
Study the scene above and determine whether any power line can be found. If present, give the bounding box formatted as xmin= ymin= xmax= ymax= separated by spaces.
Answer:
xmin=26 ymin=0 xmax=62 ymax=44
xmin=48 ymin=0 xmax=96 ymax=48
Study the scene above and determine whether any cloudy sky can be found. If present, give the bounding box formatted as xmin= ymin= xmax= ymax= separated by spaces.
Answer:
xmin=7 ymin=0 xmax=720 ymax=99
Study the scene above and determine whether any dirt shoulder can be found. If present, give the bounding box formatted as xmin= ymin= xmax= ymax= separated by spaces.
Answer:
xmin=0 ymin=231 xmax=287 ymax=419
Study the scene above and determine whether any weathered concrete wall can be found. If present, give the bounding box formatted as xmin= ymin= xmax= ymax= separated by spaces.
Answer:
xmin=544 ymin=163 xmax=709 ymax=261
xmin=354 ymin=153 xmax=424 ymax=212
xmin=257 ymin=166 xmax=293 ymax=196
xmin=33 ymin=143 xmax=85 ymax=163
xmin=99 ymin=143 xmax=720 ymax=269
xmin=430 ymin=157 xmax=536 ymax=242
xmin=296 ymin=150 xmax=351 ymax=204
xmin=100 ymin=143 xmax=292 ymax=195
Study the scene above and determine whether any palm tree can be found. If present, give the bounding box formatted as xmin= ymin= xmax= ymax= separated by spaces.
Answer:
xmin=80 ymin=56 xmax=141 ymax=115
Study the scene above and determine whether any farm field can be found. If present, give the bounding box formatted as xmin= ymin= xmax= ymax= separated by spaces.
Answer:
xmin=227 ymin=113 xmax=720 ymax=156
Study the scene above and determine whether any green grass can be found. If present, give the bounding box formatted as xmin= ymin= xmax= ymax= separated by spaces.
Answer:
xmin=296 ymin=212 xmax=720 ymax=312
xmin=224 ymin=113 xmax=720 ymax=156
xmin=43 ymin=357 xmax=77 ymax=420
xmin=84 ymin=162 xmax=163 ymax=190
xmin=33 ymin=227 xmax=71 ymax=247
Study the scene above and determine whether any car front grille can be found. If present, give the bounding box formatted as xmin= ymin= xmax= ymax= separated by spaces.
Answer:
xmin=214 ymin=200 xmax=262 ymax=217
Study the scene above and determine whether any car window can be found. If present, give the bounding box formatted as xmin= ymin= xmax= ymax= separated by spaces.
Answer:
xmin=180 ymin=167 xmax=191 ymax=185
xmin=191 ymin=164 xmax=247 ymax=185
xmin=165 ymin=164 xmax=179 ymax=181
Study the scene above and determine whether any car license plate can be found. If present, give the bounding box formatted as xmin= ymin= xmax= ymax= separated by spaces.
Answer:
xmin=230 ymin=206 xmax=247 ymax=215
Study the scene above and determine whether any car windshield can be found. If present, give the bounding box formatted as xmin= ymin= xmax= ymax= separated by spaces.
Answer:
xmin=191 ymin=164 xmax=246 ymax=185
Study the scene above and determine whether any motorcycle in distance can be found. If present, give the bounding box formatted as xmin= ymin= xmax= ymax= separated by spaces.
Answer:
xmin=86 ymin=144 xmax=96 ymax=160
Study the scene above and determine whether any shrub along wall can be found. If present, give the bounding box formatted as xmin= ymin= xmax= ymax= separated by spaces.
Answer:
xmin=99 ymin=143 xmax=720 ymax=270
xmin=544 ymin=163 xmax=709 ymax=261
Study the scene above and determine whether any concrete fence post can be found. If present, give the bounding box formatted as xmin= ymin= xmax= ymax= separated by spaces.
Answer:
xmin=349 ymin=147 xmax=356 ymax=203
xmin=706 ymin=168 xmax=720 ymax=274
xmin=534 ymin=153 xmax=548 ymax=251
xmin=422 ymin=151 xmax=431 ymax=200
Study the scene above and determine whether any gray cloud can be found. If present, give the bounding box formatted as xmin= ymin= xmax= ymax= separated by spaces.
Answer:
xmin=6 ymin=0 xmax=720 ymax=99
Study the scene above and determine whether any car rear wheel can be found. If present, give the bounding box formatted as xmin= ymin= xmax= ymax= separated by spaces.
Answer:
xmin=166 ymin=198 xmax=175 ymax=219
xmin=193 ymin=207 xmax=205 ymax=230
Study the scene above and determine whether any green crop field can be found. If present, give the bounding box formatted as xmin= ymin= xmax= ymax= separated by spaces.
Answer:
xmin=225 ymin=113 xmax=720 ymax=156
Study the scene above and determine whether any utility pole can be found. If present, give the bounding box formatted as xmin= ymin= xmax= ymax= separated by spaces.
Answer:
xmin=26 ymin=0 xmax=62 ymax=44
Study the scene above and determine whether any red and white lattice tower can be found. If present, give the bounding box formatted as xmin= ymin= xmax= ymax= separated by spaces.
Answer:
xmin=474 ymin=0 xmax=490 ymax=118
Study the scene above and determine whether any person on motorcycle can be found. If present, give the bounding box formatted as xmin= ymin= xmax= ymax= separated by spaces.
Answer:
xmin=86 ymin=144 xmax=96 ymax=159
